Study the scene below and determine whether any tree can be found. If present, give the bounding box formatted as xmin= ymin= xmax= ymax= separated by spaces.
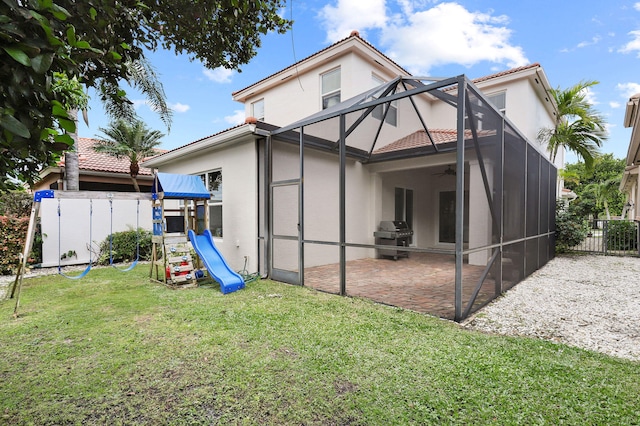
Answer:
xmin=589 ymin=178 xmax=620 ymax=220
xmin=52 ymin=72 xmax=89 ymax=191
xmin=93 ymin=119 xmax=164 ymax=192
xmin=563 ymin=154 xmax=626 ymax=219
xmin=0 ymin=0 xmax=291 ymax=192
xmin=538 ymin=80 xmax=607 ymax=170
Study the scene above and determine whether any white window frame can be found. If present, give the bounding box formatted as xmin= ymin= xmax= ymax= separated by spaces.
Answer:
xmin=465 ymin=91 xmax=506 ymax=131
xmin=371 ymin=74 xmax=397 ymax=126
xmin=321 ymin=67 xmax=341 ymax=110
xmin=251 ymin=99 xmax=264 ymax=121
xmin=198 ymin=169 xmax=223 ymax=238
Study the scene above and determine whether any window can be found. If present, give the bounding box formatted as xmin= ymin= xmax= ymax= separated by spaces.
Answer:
xmin=252 ymin=99 xmax=264 ymax=121
xmin=321 ymin=68 xmax=341 ymax=109
xmin=371 ymin=75 xmax=397 ymax=126
xmin=487 ymin=92 xmax=506 ymax=113
xmin=199 ymin=170 xmax=223 ymax=237
xmin=465 ymin=91 xmax=506 ymax=130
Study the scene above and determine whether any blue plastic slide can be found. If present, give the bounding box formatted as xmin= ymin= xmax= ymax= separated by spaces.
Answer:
xmin=188 ymin=229 xmax=245 ymax=294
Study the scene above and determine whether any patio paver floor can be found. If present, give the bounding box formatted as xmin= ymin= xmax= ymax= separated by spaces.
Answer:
xmin=303 ymin=253 xmax=499 ymax=320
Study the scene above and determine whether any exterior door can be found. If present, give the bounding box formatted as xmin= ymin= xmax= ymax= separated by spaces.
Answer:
xmin=270 ymin=181 xmax=300 ymax=284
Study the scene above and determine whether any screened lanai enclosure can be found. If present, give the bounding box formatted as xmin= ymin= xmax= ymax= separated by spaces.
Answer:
xmin=261 ymin=74 xmax=556 ymax=321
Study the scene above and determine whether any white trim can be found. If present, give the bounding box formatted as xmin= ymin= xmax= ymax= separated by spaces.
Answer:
xmin=143 ymin=124 xmax=257 ymax=168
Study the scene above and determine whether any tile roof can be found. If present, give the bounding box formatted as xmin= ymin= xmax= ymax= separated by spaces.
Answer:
xmin=470 ymin=63 xmax=540 ymax=84
xmin=57 ymin=137 xmax=164 ymax=176
xmin=373 ymin=128 xmax=495 ymax=154
xmin=149 ymin=123 xmax=246 ymax=159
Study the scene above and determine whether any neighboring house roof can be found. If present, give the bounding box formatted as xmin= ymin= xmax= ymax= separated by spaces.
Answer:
xmin=57 ymin=137 xmax=161 ymax=176
xmin=35 ymin=137 xmax=167 ymax=190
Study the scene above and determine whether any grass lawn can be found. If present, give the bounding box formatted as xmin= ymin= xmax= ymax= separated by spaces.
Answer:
xmin=1 ymin=266 xmax=639 ymax=425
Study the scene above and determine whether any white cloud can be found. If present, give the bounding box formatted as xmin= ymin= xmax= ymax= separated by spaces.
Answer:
xmin=617 ymin=82 xmax=640 ymax=99
xmin=169 ymin=102 xmax=190 ymax=113
xmin=318 ymin=0 xmax=387 ymax=42
xmin=635 ymin=2 xmax=640 ymax=11
xmin=610 ymin=101 xmax=621 ymax=108
xmin=576 ymin=35 xmax=601 ymax=49
xmin=203 ymin=67 xmax=234 ymax=83
xmin=224 ymin=109 xmax=245 ymax=126
xmin=619 ymin=30 xmax=640 ymax=56
xmin=582 ymin=87 xmax=599 ymax=106
xmin=131 ymin=99 xmax=148 ymax=110
xmin=379 ymin=2 xmax=528 ymax=74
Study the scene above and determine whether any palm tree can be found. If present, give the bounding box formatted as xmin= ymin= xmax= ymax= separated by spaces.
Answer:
xmin=538 ymin=80 xmax=607 ymax=170
xmin=59 ymin=56 xmax=172 ymax=191
xmin=94 ymin=119 xmax=164 ymax=192
xmin=593 ymin=178 xmax=621 ymax=220
xmin=52 ymin=72 xmax=89 ymax=191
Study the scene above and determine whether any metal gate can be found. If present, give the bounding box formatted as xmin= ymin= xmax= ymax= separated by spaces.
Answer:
xmin=569 ymin=219 xmax=640 ymax=256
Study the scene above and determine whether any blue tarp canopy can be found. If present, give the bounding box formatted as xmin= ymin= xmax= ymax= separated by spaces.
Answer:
xmin=153 ymin=172 xmax=211 ymax=200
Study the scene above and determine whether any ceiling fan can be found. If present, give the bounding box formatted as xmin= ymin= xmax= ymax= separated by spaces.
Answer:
xmin=433 ymin=165 xmax=456 ymax=177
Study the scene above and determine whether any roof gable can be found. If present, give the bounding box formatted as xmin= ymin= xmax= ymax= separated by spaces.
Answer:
xmin=232 ymin=31 xmax=410 ymax=102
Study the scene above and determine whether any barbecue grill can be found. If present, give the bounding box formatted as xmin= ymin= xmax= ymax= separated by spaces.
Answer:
xmin=374 ymin=220 xmax=413 ymax=259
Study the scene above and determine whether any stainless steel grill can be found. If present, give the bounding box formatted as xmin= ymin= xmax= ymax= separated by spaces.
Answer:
xmin=374 ymin=220 xmax=413 ymax=259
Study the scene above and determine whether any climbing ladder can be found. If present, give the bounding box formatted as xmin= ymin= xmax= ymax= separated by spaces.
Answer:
xmin=150 ymin=236 xmax=198 ymax=288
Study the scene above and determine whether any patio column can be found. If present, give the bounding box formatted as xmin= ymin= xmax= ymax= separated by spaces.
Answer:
xmin=468 ymin=159 xmax=493 ymax=265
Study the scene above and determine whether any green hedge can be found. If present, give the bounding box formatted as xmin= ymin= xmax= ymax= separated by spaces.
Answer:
xmin=606 ymin=221 xmax=638 ymax=251
xmin=97 ymin=229 xmax=153 ymax=265
xmin=0 ymin=215 xmax=29 ymax=275
xmin=555 ymin=204 xmax=589 ymax=253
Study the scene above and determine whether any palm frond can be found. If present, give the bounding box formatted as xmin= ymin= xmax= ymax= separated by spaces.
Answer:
xmin=94 ymin=119 xmax=165 ymax=178
xmin=98 ymin=80 xmax=137 ymax=123
xmin=544 ymin=80 xmax=608 ymax=167
xmin=126 ymin=57 xmax=173 ymax=132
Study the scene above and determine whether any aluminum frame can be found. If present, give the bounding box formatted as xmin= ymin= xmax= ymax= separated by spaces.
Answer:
xmin=267 ymin=74 xmax=557 ymax=321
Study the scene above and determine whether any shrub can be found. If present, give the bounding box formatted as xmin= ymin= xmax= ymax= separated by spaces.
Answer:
xmin=606 ymin=220 xmax=638 ymax=251
xmin=0 ymin=191 xmax=32 ymax=217
xmin=555 ymin=203 xmax=589 ymax=253
xmin=97 ymin=228 xmax=153 ymax=265
xmin=0 ymin=215 xmax=29 ymax=275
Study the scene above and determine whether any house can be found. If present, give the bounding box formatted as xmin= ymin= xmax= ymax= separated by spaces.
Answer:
xmin=32 ymin=137 xmax=157 ymax=192
xmin=144 ymin=32 xmax=559 ymax=320
xmin=620 ymin=93 xmax=640 ymax=220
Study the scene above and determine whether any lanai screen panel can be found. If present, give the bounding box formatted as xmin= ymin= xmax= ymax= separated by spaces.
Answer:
xmin=461 ymin=86 xmax=504 ymax=316
xmin=269 ymin=76 xmax=557 ymax=321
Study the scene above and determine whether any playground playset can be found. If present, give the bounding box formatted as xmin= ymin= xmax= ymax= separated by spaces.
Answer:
xmin=8 ymin=172 xmax=245 ymax=316
xmin=149 ymin=172 xmax=245 ymax=294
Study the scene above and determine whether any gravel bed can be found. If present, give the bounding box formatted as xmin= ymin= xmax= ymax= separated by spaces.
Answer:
xmin=463 ymin=255 xmax=640 ymax=362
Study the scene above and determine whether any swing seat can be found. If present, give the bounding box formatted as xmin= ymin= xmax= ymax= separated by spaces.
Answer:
xmin=111 ymin=258 xmax=138 ymax=272
xmin=58 ymin=263 xmax=92 ymax=280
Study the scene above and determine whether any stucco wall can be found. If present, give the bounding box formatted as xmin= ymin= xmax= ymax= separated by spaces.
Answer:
xmin=154 ymin=139 xmax=259 ymax=273
xmin=271 ymin=140 xmax=375 ymax=270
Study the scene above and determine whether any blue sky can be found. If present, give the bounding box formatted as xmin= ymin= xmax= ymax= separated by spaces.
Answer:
xmin=78 ymin=0 xmax=640 ymax=165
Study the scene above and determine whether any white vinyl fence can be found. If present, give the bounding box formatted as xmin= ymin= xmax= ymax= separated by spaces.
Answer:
xmin=39 ymin=198 xmax=153 ymax=267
